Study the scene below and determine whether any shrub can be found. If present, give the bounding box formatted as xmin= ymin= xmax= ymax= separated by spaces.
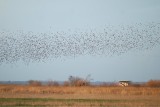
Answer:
xmin=68 ymin=75 xmax=91 ymax=86
xmin=146 ymin=80 xmax=160 ymax=87
xmin=28 ymin=80 xmax=42 ymax=86
xmin=63 ymin=81 xmax=70 ymax=86
xmin=47 ymin=80 xmax=59 ymax=86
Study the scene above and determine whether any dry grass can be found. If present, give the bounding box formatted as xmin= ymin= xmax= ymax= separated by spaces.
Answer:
xmin=0 ymin=84 xmax=160 ymax=95
xmin=0 ymin=84 xmax=160 ymax=107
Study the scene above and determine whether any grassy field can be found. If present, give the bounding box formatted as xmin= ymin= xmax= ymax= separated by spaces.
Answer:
xmin=0 ymin=84 xmax=160 ymax=107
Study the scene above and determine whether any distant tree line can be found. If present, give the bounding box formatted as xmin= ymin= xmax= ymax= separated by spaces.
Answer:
xmin=28 ymin=75 xmax=92 ymax=87
xmin=28 ymin=77 xmax=160 ymax=87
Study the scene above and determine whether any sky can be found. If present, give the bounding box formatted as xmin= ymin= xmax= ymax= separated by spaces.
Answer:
xmin=0 ymin=0 xmax=160 ymax=82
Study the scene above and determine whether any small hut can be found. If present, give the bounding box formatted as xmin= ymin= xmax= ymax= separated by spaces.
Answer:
xmin=119 ymin=81 xmax=131 ymax=86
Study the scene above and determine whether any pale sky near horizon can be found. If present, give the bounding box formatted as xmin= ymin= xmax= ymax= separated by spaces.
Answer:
xmin=0 ymin=0 xmax=160 ymax=82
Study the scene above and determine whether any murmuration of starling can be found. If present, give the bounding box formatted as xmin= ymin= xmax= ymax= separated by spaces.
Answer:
xmin=0 ymin=23 xmax=160 ymax=65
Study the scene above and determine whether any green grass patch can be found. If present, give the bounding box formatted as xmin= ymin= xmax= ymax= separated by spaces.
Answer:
xmin=0 ymin=98 xmax=129 ymax=103
xmin=0 ymin=98 xmax=151 ymax=107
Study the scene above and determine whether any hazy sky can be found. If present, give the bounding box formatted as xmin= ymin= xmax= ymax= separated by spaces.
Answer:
xmin=0 ymin=0 xmax=160 ymax=82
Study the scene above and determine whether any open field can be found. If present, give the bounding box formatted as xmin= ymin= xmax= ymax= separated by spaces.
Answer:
xmin=0 ymin=84 xmax=160 ymax=107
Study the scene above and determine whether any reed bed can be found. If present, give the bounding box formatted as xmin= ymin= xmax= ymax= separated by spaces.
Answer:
xmin=0 ymin=84 xmax=160 ymax=96
xmin=0 ymin=84 xmax=160 ymax=107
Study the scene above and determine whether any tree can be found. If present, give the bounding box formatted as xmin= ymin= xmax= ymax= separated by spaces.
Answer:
xmin=68 ymin=75 xmax=92 ymax=86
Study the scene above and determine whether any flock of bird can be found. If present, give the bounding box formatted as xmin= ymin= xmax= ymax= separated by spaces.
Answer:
xmin=0 ymin=22 xmax=160 ymax=64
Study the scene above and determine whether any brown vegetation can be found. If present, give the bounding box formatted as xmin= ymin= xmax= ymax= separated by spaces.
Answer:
xmin=68 ymin=75 xmax=91 ymax=86
xmin=146 ymin=80 xmax=160 ymax=87
xmin=47 ymin=80 xmax=60 ymax=86
xmin=28 ymin=80 xmax=42 ymax=86
xmin=0 ymin=81 xmax=160 ymax=107
xmin=0 ymin=84 xmax=160 ymax=96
